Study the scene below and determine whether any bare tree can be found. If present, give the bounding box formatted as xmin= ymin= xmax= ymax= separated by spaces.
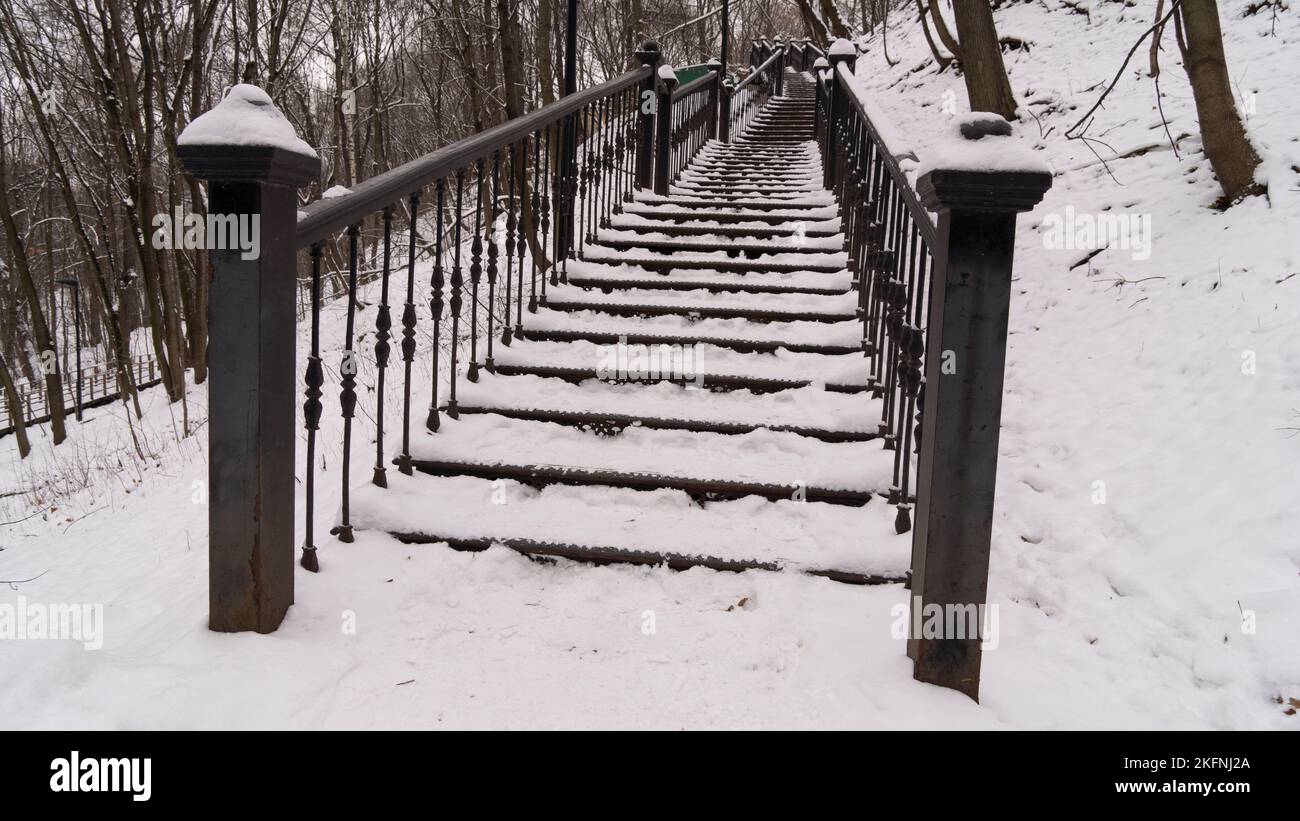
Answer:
xmin=1174 ymin=0 xmax=1263 ymax=203
xmin=952 ymin=0 xmax=1016 ymax=119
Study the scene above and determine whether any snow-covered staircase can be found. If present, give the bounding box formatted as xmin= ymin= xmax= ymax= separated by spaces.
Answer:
xmin=351 ymin=73 xmax=910 ymax=584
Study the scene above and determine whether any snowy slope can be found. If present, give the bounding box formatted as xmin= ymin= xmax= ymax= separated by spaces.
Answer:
xmin=849 ymin=1 xmax=1300 ymax=727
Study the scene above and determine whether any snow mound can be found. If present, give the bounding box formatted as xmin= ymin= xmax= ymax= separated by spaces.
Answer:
xmin=915 ymin=113 xmax=1049 ymax=177
xmin=179 ymin=84 xmax=317 ymax=159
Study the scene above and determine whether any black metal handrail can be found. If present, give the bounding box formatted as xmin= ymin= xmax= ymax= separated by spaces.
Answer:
xmin=671 ymin=70 xmax=714 ymax=101
xmin=296 ymin=67 xmax=651 ymax=247
xmin=666 ymin=67 xmax=719 ymax=181
xmin=820 ymin=54 xmax=933 ymax=535
xmin=732 ymin=44 xmax=783 ymax=94
xmin=833 ymin=63 xmax=936 ymax=245
xmin=787 ymin=39 xmax=824 ymax=72
xmin=727 ymin=41 xmax=785 ymax=140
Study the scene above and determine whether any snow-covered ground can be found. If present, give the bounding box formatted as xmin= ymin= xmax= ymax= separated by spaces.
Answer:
xmin=1 ymin=3 xmax=1296 ymax=729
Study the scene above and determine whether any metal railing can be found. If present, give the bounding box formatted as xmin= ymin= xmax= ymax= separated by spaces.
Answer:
xmin=818 ymin=56 xmax=935 ymax=535
xmin=666 ymin=69 xmax=719 ymax=180
xmin=290 ymin=61 xmax=654 ymax=568
xmin=0 ymin=356 xmax=160 ymax=436
xmin=727 ymin=41 xmax=786 ymax=140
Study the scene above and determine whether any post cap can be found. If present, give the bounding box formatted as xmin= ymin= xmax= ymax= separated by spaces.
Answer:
xmin=636 ymin=40 xmax=662 ymax=65
xmin=813 ymin=57 xmax=829 ymax=70
xmin=657 ymin=64 xmax=679 ymax=88
xmin=178 ymin=84 xmax=320 ymax=186
xmin=916 ymin=115 xmax=1052 ymax=213
xmin=828 ymin=38 xmax=856 ymax=62
xmin=706 ymin=58 xmax=722 ymax=69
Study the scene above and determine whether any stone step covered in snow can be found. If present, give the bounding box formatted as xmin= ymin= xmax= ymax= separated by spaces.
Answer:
xmin=452 ymin=373 xmax=880 ymax=439
xmin=349 ymin=473 xmax=907 ymax=582
xmin=406 ymin=415 xmax=895 ymax=501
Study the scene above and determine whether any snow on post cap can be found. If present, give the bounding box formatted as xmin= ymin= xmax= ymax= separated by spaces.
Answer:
xmin=657 ymin=64 xmax=678 ymax=83
xmin=915 ymin=113 xmax=1049 ymax=178
xmin=813 ymin=57 xmax=829 ymax=70
xmin=179 ymin=84 xmax=317 ymax=159
xmin=828 ymin=39 xmax=856 ymax=59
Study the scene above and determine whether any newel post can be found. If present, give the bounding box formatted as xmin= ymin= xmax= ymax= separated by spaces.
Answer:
xmin=773 ymin=39 xmax=786 ymax=96
xmin=706 ymin=58 xmax=723 ymax=140
xmin=654 ymin=66 xmax=679 ymax=195
xmin=824 ymin=39 xmax=856 ymax=189
xmin=635 ymin=41 xmax=662 ymax=189
xmin=906 ymin=115 xmax=1052 ymax=700
xmin=177 ymin=86 xmax=320 ymax=633
xmin=813 ymin=56 xmax=829 ymax=148
xmin=720 ymin=78 xmax=734 ymax=143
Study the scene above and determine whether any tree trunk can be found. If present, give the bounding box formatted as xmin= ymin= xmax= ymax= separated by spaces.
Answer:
xmin=0 ymin=349 xmax=30 ymax=458
xmin=0 ymin=7 xmax=141 ymax=416
xmin=917 ymin=1 xmax=953 ymax=71
xmin=537 ymin=0 xmax=556 ymax=106
xmin=952 ymin=0 xmax=1017 ymax=120
xmin=497 ymin=0 xmax=552 ymax=271
xmin=818 ymin=0 xmax=851 ymax=39
xmin=1176 ymin=0 xmax=1263 ymax=203
xmin=927 ymin=0 xmax=963 ymax=63
xmin=0 ymin=105 xmax=68 ymax=445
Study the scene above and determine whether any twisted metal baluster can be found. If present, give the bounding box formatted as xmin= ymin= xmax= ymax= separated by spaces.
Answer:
xmin=399 ymin=192 xmax=421 ymax=472
xmin=447 ymin=171 xmax=465 ymax=418
xmin=895 ymin=222 xmax=925 ymax=534
xmin=544 ymin=124 xmax=556 ymax=289
xmin=372 ymin=206 xmax=394 ymax=488
xmin=513 ymin=138 xmax=526 ymax=339
xmin=300 ymin=244 xmax=324 ymax=572
xmin=467 ymin=158 xmax=484 ymax=383
xmin=881 ymin=186 xmax=904 ymax=450
xmin=331 ymin=224 xmax=361 ymax=543
xmin=503 ymin=143 xmax=516 ymax=347
xmin=601 ymin=95 xmax=613 ymax=229
xmin=529 ymin=131 xmax=541 ymax=313
xmin=578 ymin=104 xmax=591 ymax=256
xmin=427 ymin=181 xmax=445 ymax=431
xmin=624 ymin=86 xmax=634 ymax=206
xmin=485 ymin=151 xmax=499 ymax=373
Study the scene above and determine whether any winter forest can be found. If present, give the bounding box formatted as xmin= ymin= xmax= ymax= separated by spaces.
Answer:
xmin=0 ymin=0 xmax=1296 ymax=738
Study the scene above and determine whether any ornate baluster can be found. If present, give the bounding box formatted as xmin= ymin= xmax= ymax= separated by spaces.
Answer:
xmin=514 ymin=138 xmax=527 ymax=339
xmin=578 ymin=104 xmax=591 ymax=256
xmin=372 ymin=206 xmax=394 ymax=488
xmin=600 ymin=95 xmax=613 ymax=231
xmin=447 ymin=171 xmax=465 ymax=417
xmin=331 ymin=224 xmax=361 ymax=543
xmin=624 ymin=85 xmax=634 ymax=206
xmin=545 ymin=124 xmax=557 ymax=289
xmin=399 ymin=192 xmax=421 ymax=473
xmin=895 ymin=223 xmax=925 ymax=534
xmin=530 ymin=130 xmax=542 ymax=312
xmin=561 ymin=116 xmax=573 ymax=281
xmin=503 ymin=143 xmax=516 ymax=347
xmin=300 ymin=244 xmax=324 ymax=572
xmin=485 ymin=151 xmax=499 ymax=373
xmin=467 ymin=158 xmax=484 ymax=383
xmin=590 ymin=98 xmax=603 ymax=240
xmin=427 ymin=181 xmax=445 ymax=431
